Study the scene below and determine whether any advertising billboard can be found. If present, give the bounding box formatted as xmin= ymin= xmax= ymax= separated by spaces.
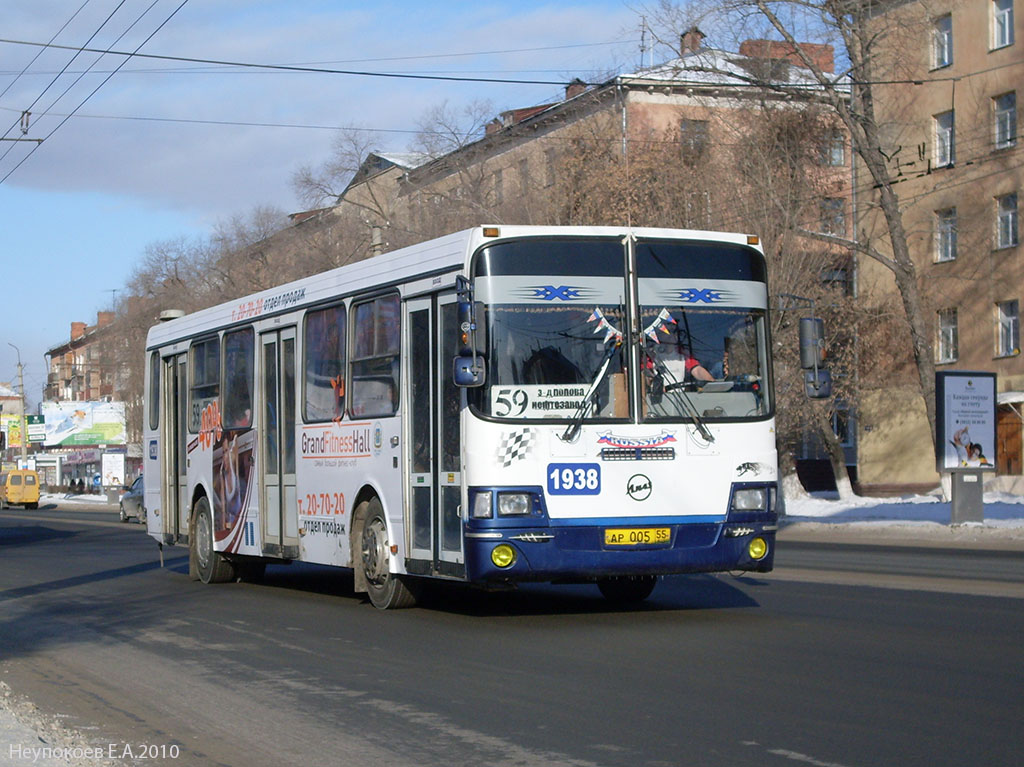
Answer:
xmin=935 ymin=372 xmax=997 ymax=473
xmin=41 ymin=402 xmax=126 ymax=447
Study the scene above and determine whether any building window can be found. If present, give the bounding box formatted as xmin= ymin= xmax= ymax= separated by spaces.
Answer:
xmin=820 ymin=266 xmax=850 ymax=295
xmin=680 ymin=118 xmax=709 ymax=158
xmin=937 ymin=308 xmax=959 ymax=363
xmin=993 ymin=0 xmax=1015 ymax=48
xmin=935 ymin=208 xmax=958 ymax=262
xmin=518 ymin=158 xmax=530 ymax=196
xmin=820 ymin=198 xmax=846 ymax=235
xmin=997 ymin=299 xmax=1020 ymax=356
xmin=934 ymin=111 xmax=955 ymax=166
xmin=821 ymin=129 xmax=845 ymax=166
xmin=933 ymin=14 xmax=953 ymax=68
xmin=832 ymin=406 xmax=854 ymax=448
xmin=544 ymin=148 xmax=557 ymax=187
xmin=997 ymin=192 xmax=1019 ymax=248
xmin=492 ymin=169 xmax=503 ymax=206
xmin=994 ymin=92 xmax=1017 ymax=149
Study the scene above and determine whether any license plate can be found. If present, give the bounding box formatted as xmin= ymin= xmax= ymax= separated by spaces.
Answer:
xmin=604 ymin=527 xmax=671 ymax=546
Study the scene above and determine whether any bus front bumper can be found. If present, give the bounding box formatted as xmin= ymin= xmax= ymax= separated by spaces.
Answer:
xmin=463 ymin=520 xmax=776 ymax=584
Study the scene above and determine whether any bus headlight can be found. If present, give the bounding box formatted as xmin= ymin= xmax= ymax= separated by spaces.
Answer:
xmin=471 ymin=491 xmax=493 ymax=519
xmin=732 ymin=488 xmax=768 ymax=511
xmin=497 ymin=492 xmax=531 ymax=516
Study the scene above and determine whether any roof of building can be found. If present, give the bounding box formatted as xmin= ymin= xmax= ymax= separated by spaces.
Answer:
xmin=618 ymin=45 xmax=848 ymax=91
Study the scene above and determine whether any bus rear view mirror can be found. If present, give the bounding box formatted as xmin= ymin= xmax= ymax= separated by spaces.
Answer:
xmin=454 ymin=355 xmax=486 ymax=387
xmin=457 ymin=301 xmax=487 ymax=357
xmin=805 ymin=369 xmax=832 ymax=399
xmin=799 ymin=318 xmax=826 ymax=369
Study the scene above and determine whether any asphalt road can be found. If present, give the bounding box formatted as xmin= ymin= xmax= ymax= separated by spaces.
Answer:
xmin=1 ymin=505 xmax=1022 ymax=767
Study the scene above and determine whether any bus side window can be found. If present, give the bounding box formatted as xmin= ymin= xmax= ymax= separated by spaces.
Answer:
xmin=223 ymin=327 xmax=254 ymax=429
xmin=190 ymin=337 xmax=220 ymax=433
xmin=304 ymin=303 xmax=347 ymax=422
xmin=148 ymin=351 xmax=160 ymax=431
xmin=350 ymin=294 xmax=400 ymax=418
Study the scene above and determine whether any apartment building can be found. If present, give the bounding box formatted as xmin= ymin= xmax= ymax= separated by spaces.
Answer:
xmin=856 ymin=0 xmax=1023 ymax=489
xmin=339 ymin=31 xmax=852 ymax=262
xmin=44 ymin=312 xmax=122 ymax=402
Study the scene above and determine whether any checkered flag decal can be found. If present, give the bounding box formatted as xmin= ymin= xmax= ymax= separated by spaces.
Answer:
xmin=498 ymin=428 xmax=533 ymax=467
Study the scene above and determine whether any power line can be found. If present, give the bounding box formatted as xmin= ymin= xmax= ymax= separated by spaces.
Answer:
xmin=1 ymin=1 xmax=191 ymax=186
xmin=0 ymin=0 xmax=131 ymax=163
xmin=0 ymin=0 xmax=92 ymax=103
xmin=0 ymin=37 xmax=596 ymax=87
xmin=0 ymin=37 xmax=637 ymax=76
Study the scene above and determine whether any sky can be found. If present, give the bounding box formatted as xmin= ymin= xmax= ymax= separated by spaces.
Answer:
xmin=0 ymin=0 xmax=657 ymax=408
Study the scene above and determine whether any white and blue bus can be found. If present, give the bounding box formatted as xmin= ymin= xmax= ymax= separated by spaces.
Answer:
xmin=143 ymin=226 xmax=780 ymax=608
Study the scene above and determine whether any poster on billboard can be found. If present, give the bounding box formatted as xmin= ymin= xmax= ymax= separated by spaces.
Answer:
xmin=102 ymin=453 xmax=126 ymax=487
xmin=42 ymin=402 xmax=127 ymax=446
xmin=935 ymin=371 xmax=997 ymax=472
xmin=1 ymin=414 xmax=23 ymax=448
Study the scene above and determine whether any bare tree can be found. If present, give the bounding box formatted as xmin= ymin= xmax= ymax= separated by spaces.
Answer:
xmin=644 ymin=0 xmax=941 ymax=455
xmin=292 ymin=127 xmax=383 ymax=209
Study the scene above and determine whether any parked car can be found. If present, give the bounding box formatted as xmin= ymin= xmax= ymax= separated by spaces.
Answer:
xmin=119 ymin=476 xmax=145 ymax=523
xmin=0 ymin=469 xmax=40 ymax=509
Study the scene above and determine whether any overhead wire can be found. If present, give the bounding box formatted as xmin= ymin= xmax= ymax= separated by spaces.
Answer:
xmin=1 ymin=0 xmax=191 ymax=186
xmin=0 ymin=0 xmax=131 ymax=164
xmin=0 ymin=0 xmax=92 ymax=103
xmin=6 ymin=35 xmax=1021 ymax=89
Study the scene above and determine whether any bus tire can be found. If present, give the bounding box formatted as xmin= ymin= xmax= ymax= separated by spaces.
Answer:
xmin=597 ymin=575 xmax=657 ymax=604
xmin=359 ymin=498 xmax=418 ymax=610
xmin=192 ymin=496 xmax=235 ymax=584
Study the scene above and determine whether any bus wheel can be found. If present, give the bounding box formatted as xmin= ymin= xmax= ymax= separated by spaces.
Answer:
xmin=192 ymin=496 xmax=235 ymax=584
xmin=597 ymin=576 xmax=657 ymax=604
xmin=359 ymin=498 xmax=417 ymax=609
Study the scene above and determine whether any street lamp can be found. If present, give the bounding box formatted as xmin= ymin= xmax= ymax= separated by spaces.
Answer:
xmin=7 ymin=342 xmax=29 ymax=464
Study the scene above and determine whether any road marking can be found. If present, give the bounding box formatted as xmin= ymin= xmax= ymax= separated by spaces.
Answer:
xmin=743 ymin=741 xmax=853 ymax=767
xmin=768 ymin=567 xmax=1024 ymax=599
xmin=767 ymin=747 xmax=853 ymax=767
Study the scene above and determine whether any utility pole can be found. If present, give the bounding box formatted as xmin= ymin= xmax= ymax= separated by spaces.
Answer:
xmin=8 ymin=343 xmax=29 ymax=464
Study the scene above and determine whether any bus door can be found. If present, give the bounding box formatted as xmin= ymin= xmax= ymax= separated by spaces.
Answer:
xmin=162 ymin=354 xmax=188 ymax=542
xmin=260 ymin=328 xmax=298 ymax=558
xmin=405 ymin=295 xmax=464 ymax=577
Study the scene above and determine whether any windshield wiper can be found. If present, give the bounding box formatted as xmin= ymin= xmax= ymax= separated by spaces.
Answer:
xmin=560 ymin=337 xmax=621 ymax=442
xmin=644 ymin=345 xmax=715 ymax=443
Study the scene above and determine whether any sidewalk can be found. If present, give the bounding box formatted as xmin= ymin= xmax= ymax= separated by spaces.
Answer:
xmin=38 ymin=493 xmax=118 ymax=511
xmin=778 ymin=480 xmax=1024 ymax=550
xmin=0 ymin=682 xmax=122 ymax=767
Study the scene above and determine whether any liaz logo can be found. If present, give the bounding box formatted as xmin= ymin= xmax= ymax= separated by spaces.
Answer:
xmin=626 ymin=474 xmax=652 ymax=501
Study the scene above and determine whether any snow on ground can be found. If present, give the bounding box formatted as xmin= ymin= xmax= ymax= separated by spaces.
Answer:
xmin=784 ymin=489 xmax=1024 ymax=528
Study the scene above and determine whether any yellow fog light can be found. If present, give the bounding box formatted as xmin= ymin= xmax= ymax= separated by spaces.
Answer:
xmin=491 ymin=544 xmax=517 ymax=568
xmin=748 ymin=536 xmax=768 ymax=561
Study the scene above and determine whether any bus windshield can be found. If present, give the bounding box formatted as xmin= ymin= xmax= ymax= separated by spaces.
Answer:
xmin=636 ymin=238 xmax=771 ymax=420
xmin=471 ymin=236 xmax=771 ymax=422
